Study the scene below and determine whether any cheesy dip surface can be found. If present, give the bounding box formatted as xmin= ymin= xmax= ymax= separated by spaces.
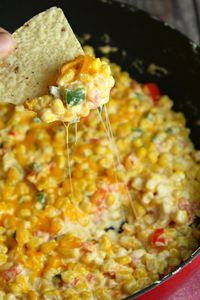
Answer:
xmin=25 ymin=55 xmax=114 ymax=124
xmin=0 ymin=52 xmax=199 ymax=299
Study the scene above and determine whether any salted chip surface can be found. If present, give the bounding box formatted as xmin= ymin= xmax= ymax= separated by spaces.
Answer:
xmin=0 ymin=7 xmax=83 ymax=104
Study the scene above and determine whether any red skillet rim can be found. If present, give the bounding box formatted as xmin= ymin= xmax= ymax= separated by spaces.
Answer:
xmin=123 ymin=246 xmax=200 ymax=299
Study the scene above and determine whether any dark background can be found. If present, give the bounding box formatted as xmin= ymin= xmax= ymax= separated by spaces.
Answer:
xmin=115 ymin=0 xmax=200 ymax=43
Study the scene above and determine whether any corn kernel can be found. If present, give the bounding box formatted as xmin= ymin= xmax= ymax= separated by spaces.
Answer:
xmin=51 ymin=98 xmax=65 ymax=115
xmin=133 ymin=138 xmax=143 ymax=148
xmin=123 ymin=277 xmax=137 ymax=294
xmin=16 ymin=228 xmax=30 ymax=247
xmin=83 ymin=45 xmax=95 ymax=56
xmin=80 ymin=291 xmax=93 ymax=300
xmin=158 ymin=154 xmax=170 ymax=167
xmin=17 ymin=182 xmax=29 ymax=195
xmin=41 ymin=109 xmax=57 ymax=123
xmin=106 ymin=194 xmax=116 ymax=206
xmin=136 ymin=147 xmax=147 ymax=159
xmin=57 ymin=68 xmax=76 ymax=85
xmin=7 ymin=167 xmax=20 ymax=182
xmin=116 ymin=255 xmax=132 ymax=265
xmin=148 ymin=151 xmax=158 ymax=164
xmin=40 ymin=240 xmax=57 ymax=254
xmin=19 ymin=209 xmax=31 ymax=218
xmin=172 ymin=210 xmax=188 ymax=224
xmin=120 ymin=236 xmax=141 ymax=249
xmin=100 ymin=235 xmax=112 ymax=252
xmin=94 ymin=288 xmax=111 ymax=300
xmin=134 ymin=202 xmax=146 ymax=217
xmin=0 ymin=254 xmax=7 ymax=266
xmin=28 ymin=291 xmax=38 ymax=300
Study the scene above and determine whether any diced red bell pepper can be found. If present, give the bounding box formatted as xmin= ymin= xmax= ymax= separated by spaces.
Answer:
xmin=144 ymin=83 xmax=161 ymax=103
xmin=86 ymin=273 xmax=95 ymax=283
xmin=104 ymin=271 xmax=116 ymax=279
xmin=92 ymin=188 xmax=107 ymax=206
xmin=72 ymin=277 xmax=80 ymax=287
xmin=8 ymin=131 xmax=16 ymax=136
xmin=89 ymin=138 xmax=100 ymax=144
xmin=3 ymin=265 xmax=20 ymax=282
xmin=127 ymin=179 xmax=133 ymax=189
xmin=151 ymin=228 xmax=166 ymax=247
xmin=81 ymin=241 xmax=95 ymax=253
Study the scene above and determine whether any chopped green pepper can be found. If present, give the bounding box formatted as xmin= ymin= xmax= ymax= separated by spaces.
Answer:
xmin=151 ymin=134 xmax=161 ymax=143
xmin=36 ymin=192 xmax=47 ymax=206
xmin=29 ymin=162 xmax=40 ymax=172
xmin=132 ymin=128 xmax=143 ymax=140
xmin=135 ymin=92 xmax=144 ymax=100
xmin=143 ymin=112 xmax=154 ymax=121
xmin=33 ymin=117 xmax=41 ymax=123
xmin=64 ymin=87 xmax=86 ymax=107
xmin=166 ymin=128 xmax=177 ymax=135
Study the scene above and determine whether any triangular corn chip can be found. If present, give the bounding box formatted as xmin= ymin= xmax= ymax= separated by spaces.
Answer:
xmin=0 ymin=7 xmax=83 ymax=104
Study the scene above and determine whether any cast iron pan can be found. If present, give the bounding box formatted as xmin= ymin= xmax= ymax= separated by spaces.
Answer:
xmin=0 ymin=0 xmax=200 ymax=299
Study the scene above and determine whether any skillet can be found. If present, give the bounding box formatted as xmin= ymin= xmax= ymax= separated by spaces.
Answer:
xmin=0 ymin=0 xmax=200 ymax=299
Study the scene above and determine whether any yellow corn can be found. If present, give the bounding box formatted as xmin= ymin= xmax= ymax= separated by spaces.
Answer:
xmin=116 ymin=255 xmax=132 ymax=265
xmin=136 ymin=147 xmax=147 ymax=159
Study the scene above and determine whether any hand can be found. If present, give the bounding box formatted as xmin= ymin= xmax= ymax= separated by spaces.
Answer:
xmin=0 ymin=28 xmax=15 ymax=59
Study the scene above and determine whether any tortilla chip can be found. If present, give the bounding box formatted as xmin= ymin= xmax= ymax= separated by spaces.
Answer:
xmin=0 ymin=7 xmax=83 ymax=104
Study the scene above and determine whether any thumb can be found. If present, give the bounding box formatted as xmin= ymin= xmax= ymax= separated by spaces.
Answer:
xmin=0 ymin=28 xmax=15 ymax=59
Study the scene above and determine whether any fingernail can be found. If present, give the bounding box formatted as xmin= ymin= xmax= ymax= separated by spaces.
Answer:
xmin=0 ymin=31 xmax=15 ymax=59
